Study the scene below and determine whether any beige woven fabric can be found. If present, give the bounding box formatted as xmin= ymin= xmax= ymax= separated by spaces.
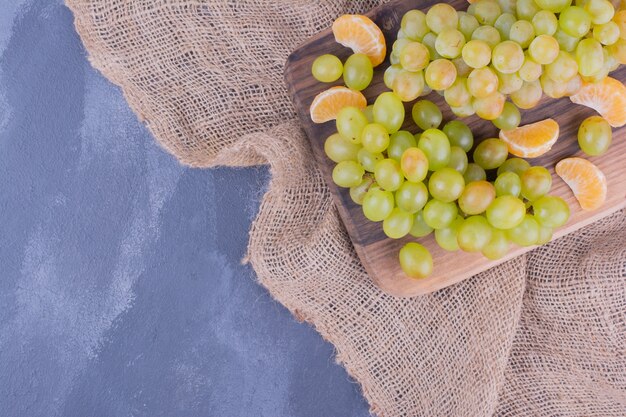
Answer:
xmin=66 ymin=1 xmax=626 ymax=416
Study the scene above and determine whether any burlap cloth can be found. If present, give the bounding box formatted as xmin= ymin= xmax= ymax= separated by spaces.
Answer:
xmin=66 ymin=1 xmax=625 ymax=415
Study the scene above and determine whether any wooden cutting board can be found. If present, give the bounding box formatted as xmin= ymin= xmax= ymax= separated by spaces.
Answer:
xmin=284 ymin=0 xmax=626 ymax=297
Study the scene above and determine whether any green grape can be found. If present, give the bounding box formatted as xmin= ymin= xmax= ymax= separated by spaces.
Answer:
xmin=536 ymin=224 xmax=553 ymax=245
xmin=517 ymin=0 xmax=541 ymax=21
xmin=458 ymin=11 xmax=481 ymax=40
xmin=521 ymin=166 xmax=552 ymax=201
xmin=401 ymin=147 xmax=430 ymax=182
xmin=445 ymin=77 xmax=472 ymax=107
xmin=421 ymin=32 xmax=441 ymax=59
xmin=535 ymin=0 xmax=573 ymax=13
xmin=401 ymin=10 xmax=429 ymax=40
xmin=493 ymin=101 xmax=521 ymax=130
xmin=468 ymin=67 xmax=499 ymax=97
xmin=495 ymin=14 xmax=517 ymax=40
xmin=363 ymin=187 xmax=395 ymax=222
xmin=473 ymin=138 xmax=509 ymax=170
xmin=578 ymin=115 xmax=612 ymax=156
xmin=395 ymin=181 xmax=429 ymax=213
xmin=457 ymin=215 xmax=493 ymax=252
xmin=435 ymin=216 xmax=464 ymax=251
xmin=459 ymin=180 xmax=496 ymax=215
xmin=358 ymin=148 xmax=384 ymax=172
xmin=425 ymin=59 xmax=458 ymax=90
xmin=451 ymin=102 xmax=477 ymax=117
xmin=495 ymin=171 xmax=522 ymax=197
xmin=529 ymin=34 xmax=560 ymax=64
xmin=337 ymin=107 xmax=368 ymax=143
xmin=384 ymin=65 xmax=403 ymax=90
xmin=532 ymin=10 xmax=559 ymax=35
xmin=388 ymin=131 xmax=417 ymax=161
xmin=350 ymin=175 xmax=374 ymax=205
xmin=519 ymin=55 xmax=543 ymax=82
xmin=447 ymin=146 xmax=469 ymax=174
xmin=312 ymin=54 xmax=343 ymax=83
xmin=412 ymin=100 xmax=443 ymax=130
xmin=482 ymin=229 xmax=511 ymax=259
xmin=532 ymin=195 xmax=570 ymax=227
xmin=492 ymin=40 xmax=525 ymax=74
xmin=584 ymin=0 xmax=615 ymax=25
xmin=474 ymin=0 xmax=502 ymax=25
xmin=510 ymin=80 xmax=543 ymax=109
xmin=383 ymin=207 xmax=414 ymax=239
xmin=452 ymin=57 xmax=473 ymax=78
xmin=473 ymin=92 xmax=506 ymax=120
xmin=509 ymin=20 xmax=536 ymax=48
xmin=373 ymin=92 xmax=405 ymax=134
xmin=400 ymin=42 xmax=431 ymax=71
xmin=497 ymin=158 xmax=531 ymax=176
xmin=554 ymin=28 xmax=581 ymax=52
xmin=325 ymin=133 xmax=361 ymax=163
xmin=393 ymin=39 xmax=411 ymax=57
xmin=426 ymin=3 xmax=459 ymax=33
xmin=559 ymin=6 xmax=592 ymax=38
xmin=576 ymin=38 xmax=604 ymax=76
xmin=410 ymin=210 xmax=435 ymax=237
xmin=435 ymin=29 xmax=466 ymax=58
xmin=472 ymin=25 xmax=502 ymax=48
xmin=343 ymin=53 xmax=373 ymax=91
xmin=593 ymin=21 xmax=621 ymax=45
xmin=443 ymin=120 xmax=474 ymax=152
xmin=497 ymin=70 xmax=524 ymax=94
xmin=486 ymin=195 xmax=527 ymax=229
xmin=418 ymin=129 xmax=451 ymax=171
xmin=423 ymin=199 xmax=459 ymax=229
xmin=374 ymin=158 xmax=404 ymax=191
xmin=546 ymin=51 xmax=579 ymax=83
xmin=507 ymin=214 xmax=540 ymax=246
xmin=397 ymin=28 xmax=408 ymax=40
xmin=399 ymin=243 xmax=433 ymax=279
xmin=363 ymin=105 xmax=374 ymax=123
xmin=332 ymin=160 xmax=364 ymax=188
xmin=464 ymin=163 xmax=488 ymax=182
xmin=393 ymin=69 xmax=426 ymax=102
xmin=498 ymin=0 xmax=517 ymax=14
xmin=389 ymin=52 xmax=401 ymax=66
xmin=462 ymin=40 xmax=492 ymax=69
xmin=361 ymin=123 xmax=390 ymax=153
xmin=428 ymin=167 xmax=466 ymax=202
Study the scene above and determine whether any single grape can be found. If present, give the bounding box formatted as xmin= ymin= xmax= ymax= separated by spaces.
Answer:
xmin=473 ymin=138 xmax=509 ymax=170
xmin=435 ymin=216 xmax=465 ymax=251
xmin=468 ymin=67 xmax=500 ymax=97
xmin=358 ymin=148 xmax=384 ymax=172
xmin=393 ymin=39 xmax=411 ymax=57
xmin=459 ymin=180 xmax=496 ymax=215
xmin=425 ymin=59 xmax=458 ymax=90
xmin=384 ymin=65 xmax=403 ymax=90
xmin=578 ymin=115 xmax=612 ymax=156
xmin=435 ymin=29 xmax=466 ymax=58
xmin=325 ymin=133 xmax=361 ymax=163
xmin=426 ymin=3 xmax=459 ymax=33
xmin=521 ymin=166 xmax=552 ymax=201
xmin=393 ymin=69 xmax=426 ymax=102
xmin=535 ymin=0 xmax=573 ymax=13
xmin=373 ymin=92 xmax=405 ymax=134
xmin=388 ymin=131 xmax=417 ymax=161
xmin=401 ymin=147 xmax=430 ymax=183
xmin=361 ymin=123 xmax=390 ymax=154
xmin=429 ymin=167 xmax=466 ymax=202
xmin=517 ymin=0 xmax=542 ymax=21
xmin=412 ymin=100 xmax=443 ymax=130
xmin=532 ymin=195 xmax=570 ymax=228
xmin=410 ymin=210 xmax=435 ymax=237
xmin=519 ymin=55 xmax=543 ymax=83
xmin=337 ymin=107 xmax=368 ymax=143
xmin=497 ymin=157 xmax=531 ymax=176
xmin=482 ymin=229 xmax=511 ymax=259
xmin=400 ymin=42 xmax=431 ymax=71
xmin=584 ymin=0 xmax=615 ymax=25
xmin=443 ymin=120 xmax=474 ymax=152
xmin=593 ymin=21 xmax=620 ymax=45
xmin=399 ymin=243 xmax=433 ymax=279
xmin=457 ymin=215 xmax=493 ymax=252
xmin=452 ymin=57 xmax=473 ymax=78
xmin=445 ymin=77 xmax=472 ymax=107
xmin=312 ymin=54 xmax=343 ymax=83
xmin=447 ymin=146 xmax=469 ymax=174
xmin=458 ymin=11 xmax=480 ymax=40
xmin=473 ymin=92 xmax=506 ymax=120
xmin=559 ymin=6 xmax=592 ymax=38
xmin=554 ymin=28 xmax=581 ymax=52
xmin=396 ymin=181 xmax=429 ymax=213
xmin=497 ymin=70 xmax=524 ymax=94
xmin=492 ymin=40 xmax=525 ymax=74
xmin=493 ymin=101 xmax=521 ymax=130
xmin=510 ymin=20 xmax=536 ymax=48
xmin=363 ymin=187 xmax=394 ymax=221
xmin=418 ymin=129 xmax=451 ymax=171
xmin=464 ymin=163 xmax=487 ymax=183
xmin=575 ymin=38 xmax=604 ymax=76
xmin=451 ymin=102 xmax=477 ymax=117
xmin=401 ymin=10 xmax=429 ymax=41
xmin=375 ymin=159 xmax=404 ymax=191
xmin=510 ymin=80 xmax=543 ymax=109
xmin=563 ymin=73 xmax=583 ymax=96
xmin=495 ymin=13 xmax=517 ymax=39
xmin=507 ymin=214 xmax=540 ymax=246
xmin=462 ymin=40 xmax=492 ymax=68
xmin=532 ymin=10 xmax=559 ymax=35
xmin=498 ymin=0 xmax=517 ymax=14
xmin=421 ymin=32 xmax=441 ymax=59
xmin=529 ymin=34 xmax=560 ymax=64
xmin=474 ymin=0 xmax=502 ymax=25
xmin=383 ymin=208 xmax=414 ymax=239
xmin=536 ymin=224 xmax=553 ymax=245
xmin=472 ymin=25 xmax=502 ymax=48
xmin=332 ymin=160 xmax=364 ymax=188
xmin=540 ymin=72 xmax=569 ymax=98
xmin=343 ymin=53 xmax=373 ymax=91
xmin=486 ymin=195 xmax=527 ymax=229
xmin=423 ymin=199 xmax=459 ymax=229
xmin=495 ymin=171 xmax=522 ymax=197
xmin=349 ymin=175 xmax=374 ymax=205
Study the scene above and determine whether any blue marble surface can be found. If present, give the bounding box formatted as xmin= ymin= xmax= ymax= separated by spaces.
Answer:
xmin=0 ymin=1 xmax=370 ymax=416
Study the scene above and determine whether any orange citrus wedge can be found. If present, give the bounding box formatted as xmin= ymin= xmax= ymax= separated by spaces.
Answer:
xmin=332 ymin=15 xmax=386 ymax=67
xmin=499 ymin=119 xmax=560 ymax=158
xmin=555 ymin=157 xmax=607 ymax=211
xmin=569 ymin=77 xmax=626 ymax=127
xmin=310 ymin=86 xmax=367 ymax=123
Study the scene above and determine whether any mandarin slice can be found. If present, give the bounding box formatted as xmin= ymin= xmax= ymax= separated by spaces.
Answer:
xmin=555 ymin=157 xmax=607 ymax=211
xmin=499 ymin=118 xmax=560 ymax=158
xmin=332 ymin=15 xmax=387 ymax=67
xmin=310 ymin=86 xmax=367 ymax=123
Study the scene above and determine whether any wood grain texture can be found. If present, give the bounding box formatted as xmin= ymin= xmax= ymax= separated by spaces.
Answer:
xmin=284 ymin=0 xmax=626 ymax=297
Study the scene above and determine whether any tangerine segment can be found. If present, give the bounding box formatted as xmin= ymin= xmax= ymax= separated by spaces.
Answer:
xmin=569 ymin=77 xmax=626 ymax=127
xmin=499 ymin=119 xmax=560 ymax=158
xmin=332 ymin=15 xmax=387 ymax=67
xmin=310 ymin=86 xmax=367 ymax=123
xmin=555 ymin=157 xmax=607 ymax=211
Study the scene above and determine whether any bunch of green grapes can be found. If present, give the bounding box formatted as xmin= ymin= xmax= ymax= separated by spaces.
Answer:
xmin=325 ymin=100 xmax=571 ymax=279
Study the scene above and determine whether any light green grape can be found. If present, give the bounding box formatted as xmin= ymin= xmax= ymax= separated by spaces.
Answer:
xmin=507 ymin=214 xmax=540 ymax=246
xmin=412 ymin=100 xmax=443 ymax=130
xmin=517 ymin=0 xmax=541 ymax=21
xmin=492 ymin=40 xmax=525 ymax=74
xmin=399 ymin=243 xmax=433 ymax=279
xmin=373 ymin=92 xmax=405 ymax=134
xmin=401 ymin=10 xmax=429 ymax=40
xmin=459 ymin=180 xmax=496 ymax=215
xmin=445 ymin=77 xmax=472 ymax=107
xmin=578 ymin=115 xmax=612 ymax=155
xmin=362 ymin=188 xmax=394 ymax=221
xmin=535 ymin=0 xmax=573 ymax=13
xmin=497 ymin=70 xmax=524 ymax=94
xmin=435 ymin=29 xmax=466 ymax=58
xmin=532 ymin=10 xmax=559 ymax=35
xmin=349 ymin=175 xmax=374 ymax=205
xmin=554 ymin=28 xmax=581 ymax=52
xmin=337 ymin=107 xmax=368 ymax=144
xmin=509 ymin=20 xmax=536 ymax=48
xmin=423 ymin=199 xmax=459 ymax=229
xmin=421 ymin=32 xmax=441 ymax=59
xmin=361 ymin=123 xmax=390 ymax=153
xmin=401 ymin=147 xmax=429 ymax=182
xmin=374 ymin=158 xmax=404 ymax=191
xmin=532 ymin=195 xmax=570 ymax=228
xmin=425 ymin=58 xmax=458 ymax=90
xmin=426 ymin=3 xmax=459 ymax=33
xmin=468 ymin=67 xmax=500 ymax=97
xmin=428 ymin=167 xmax=466 ymax=202
xmin=418 ymin=129 xmax=451 ymax=171
xmin=410 ymin=210 xmax=435 ymax=237
xmin=473 ymin=138 xmax=509 ymax=169
xmin=498 ymin=0 xmax=517 ymax=14
xmin=395 ymin=181 xmax=429 ymax=213
xmin=384 ymin=65 xmax=403 ymax=90
xmin=457 ymin=215 xmax=493 ymax=252
xmin=458 ymin=11 xmax=480 ymax=40
xmin=358 ymin=148 xmax=384 ymax=172
xmin=447 ymin=146 xmax=469 ymax=174
xmin=312 ymin=54 xmax=343 ymax=83
xmin=324 ymin=133 xmax=361 ymax=163
xmin=443 ymin=120 xmax=474 ymax=152
xmin=393 ymin=69 xmax=426 ymax=102
xmin=393 ymin=39 xmax=411 ymax=58
xmin=521 ymin=166 xmax=552 ymax=201
xmin=400 ymin=42 xmax=431 ymax=71
xmin=495 ymin=13 xmax=517 ymax=39
xmin=383 ymin=207 xmax=414 ymax=239
xmin=472 ymin=25 xmax=502 ymax=48
xmin=519 ymin=55 xmax=543 ymax=82
xmin=462 ymin=40 xmax=492 ymax=68
xmin=435 ymin=216 xmax=464 ymax=251
xmin=486 ymin=195 xmax=527 ymax=229
xmin=559 ymin=6 xmax=592 ymax=38
xmin=452 ymin=102 xmax=477 ymax=118
xmin=536 ymin=224 xmax=553 ymax=245
xmin=343 ymin=53 xmax=373 ymax=91
xmin=575 ymin=38 xmax=604 ymax=76
xmin=584 ymin=0 xmax=615 ymax=25
xmin=388 ymin=131 xmax=417 ymax=161
xmin=332 ymin=160 xmax=364 ymax=188
xmin=482 ymin=229 xmax=511 ymax=259
xmin=529 ymin=34 xmax=560 ymax=64
xmin=495 ymin=171 xmax=522 ymax=197
xmin=497 ymin=157 xmax=531 ymax=176
xmin=493 ymin=101 xmax=521 ymax=130
xmin=363 ymin=105 xmax=374 ymax=123
xmin=474 ymin=0 xmax=502 ymax=25
xmin=464 ymin=163 xmax=487 ymax=182
xmin=593 ymin=21 xmax=621 ymax=45
xmin=510 ymin=80 xmax=543 ymax=109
